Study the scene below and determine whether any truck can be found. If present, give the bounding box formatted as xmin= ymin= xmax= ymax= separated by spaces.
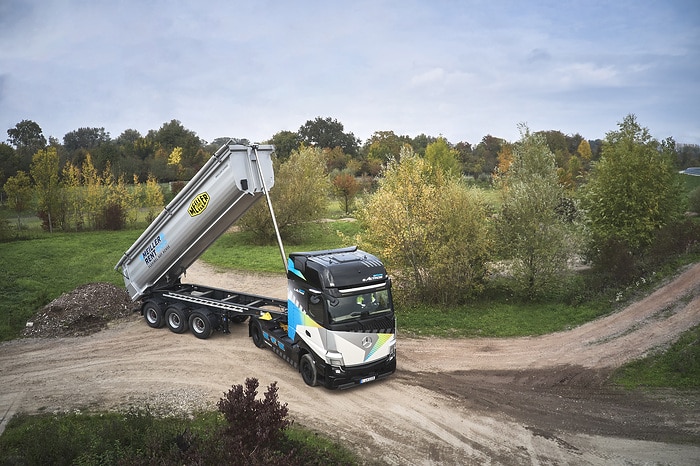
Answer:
xmin=115 ymin=142 xmax=396 ymax=389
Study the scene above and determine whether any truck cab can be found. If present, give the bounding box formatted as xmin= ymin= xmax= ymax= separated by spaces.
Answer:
xmin=250 ymin=247 xmax=397 ymax=389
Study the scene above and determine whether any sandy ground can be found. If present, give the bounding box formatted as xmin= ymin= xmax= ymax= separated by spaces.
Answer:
xmin=1 ymin=261 xmax=699 ymax=465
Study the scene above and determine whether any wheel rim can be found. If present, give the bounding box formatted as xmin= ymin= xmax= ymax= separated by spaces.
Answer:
xmin=192 ymin=316 xmax=205 ymax=334
xmin=146 ymin=308 xmax=158 ymax=324
xmin=168 ymin=313 xmax=181 ymax=328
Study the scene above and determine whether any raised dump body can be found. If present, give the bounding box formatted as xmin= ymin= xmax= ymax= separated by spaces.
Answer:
xmin=115 ymin=143 xmax=274 ymax=301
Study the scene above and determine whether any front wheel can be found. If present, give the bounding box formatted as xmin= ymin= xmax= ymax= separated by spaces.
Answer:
xmin=300 ymin=353 xmax=318 ymax=387
xmin=250 ymin=319 xmax=266 ymax=348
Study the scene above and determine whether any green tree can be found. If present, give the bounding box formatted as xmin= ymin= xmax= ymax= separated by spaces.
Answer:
xmin=496 ymin=125 xmax=578 ymax=299
xmin=580 ymin=114 xmax=685 ymax=276
xmin=363 ymin=130 xmax=410 ymax=165
xmin=30 ymin=147 xmax=61 ymax=232
xmin=0 ymin=142 xmax=19 ymax=188
xmin=268 ymin=130 xmax=301 ymax=160
xmin=357 ymin=146 xmax=492 ymax=304
xmin=239 ymin=145 xmax=330 ymax=243
xmin=298 ymin=117 xmax=360 ymax=156
xmin=7 ymin=120 xmax=46 ymax=172
xmin=425 ymin=137 xmax=460 ymax=176
xmin=3 ymin=170 xmax=33 ymax=232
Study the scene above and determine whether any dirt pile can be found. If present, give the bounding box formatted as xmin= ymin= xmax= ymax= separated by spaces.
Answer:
xmin=23 ymin=283 xmax=138 ymax=338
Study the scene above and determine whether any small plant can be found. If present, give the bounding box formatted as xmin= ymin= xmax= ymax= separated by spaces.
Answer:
xmin=194 ymin=378 xmax=295 ymax=465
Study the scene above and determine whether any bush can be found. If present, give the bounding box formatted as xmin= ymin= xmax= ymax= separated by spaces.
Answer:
xmin=100 ymin=202 xmax=127 ymax=230
xmin=689 ymin=186 xmax=700 ymax=213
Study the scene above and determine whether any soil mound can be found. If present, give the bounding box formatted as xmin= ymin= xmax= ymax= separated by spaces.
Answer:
xmin=23 ymin=283 xmax=137 ymax=338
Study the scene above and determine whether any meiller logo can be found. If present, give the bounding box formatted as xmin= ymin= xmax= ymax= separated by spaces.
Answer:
xmin=188 ymin=192 xmax=210 ymax=217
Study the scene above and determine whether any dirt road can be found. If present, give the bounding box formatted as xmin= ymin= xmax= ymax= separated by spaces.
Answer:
xmin=1 ymin=262 xmax=699 ymax=465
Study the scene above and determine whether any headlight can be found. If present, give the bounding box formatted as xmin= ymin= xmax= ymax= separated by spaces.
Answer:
xmin=326 ymin=351 xmax=344 ymax=367
xmin=389 ymin=342 xmax=396 ymax=359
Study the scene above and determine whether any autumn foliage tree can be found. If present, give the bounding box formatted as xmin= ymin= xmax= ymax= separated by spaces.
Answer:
xmin=331 ymin=172 xmax=360 ymax=214
xmin=239 ymin=145 xmax=330 ymax=243
xmin=357 ymin=146 xmax=492 ymax=304
xmin=30 ymin=147 xmax=61 ymax=232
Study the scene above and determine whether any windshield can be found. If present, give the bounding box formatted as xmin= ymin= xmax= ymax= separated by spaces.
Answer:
xmin=327 ymin=289 xmax=392 ymax=323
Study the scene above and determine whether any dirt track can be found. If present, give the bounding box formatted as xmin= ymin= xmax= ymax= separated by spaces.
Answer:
xmin=1 ymin=262 xmax=699 ymax=465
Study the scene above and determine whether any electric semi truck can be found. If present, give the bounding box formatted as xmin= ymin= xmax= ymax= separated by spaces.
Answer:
xmin=115 ymin=142 xmax=396 ymax=389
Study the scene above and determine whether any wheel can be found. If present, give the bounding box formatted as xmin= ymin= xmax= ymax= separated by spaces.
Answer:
xmin=189 ymin=310 xmax=214 ymax=339
xmin=250 ymin=319 xmax=266 ymax=348
xmin=300 ymin=353 xmax=318 ymax=387
xmin=165 ymin=305 xmax=189 ymax=334
xmin=143 ymin=301 xmax=164 ymax=328
xmin=230 ymin=314 xmax=248 ymax=324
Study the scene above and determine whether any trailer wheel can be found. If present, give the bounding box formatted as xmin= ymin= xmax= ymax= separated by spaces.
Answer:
xmin=165 ymin=305 xmax=189 ymax=334
xmin=300 ymin=354 xmax=318 ymax=387
xmin=143 ymin=301 xmax=164 ymax=329
xmin=250 ymin=319 xmax=266 ymax=348
xmin=189 ymin=310 xmax=213 ymax=339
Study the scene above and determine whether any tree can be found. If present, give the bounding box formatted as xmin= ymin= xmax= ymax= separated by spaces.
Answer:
xmin=7 ymin=120 xmax=46 ymax=171
xmin=0 ymin=142 xmax=19 ymax=188
xmin=62 ymin=161 xmax=85 ymax=231
xmin=63 ymin=127 xmax=110 ymax=152
xmin=357 ymin=146 xmax=492 ymax=304
xmin=268 ymin=130 xmax=301 ymax=160
xmin=580 ymin=114 xmax=686 ymax=278
xmin=3 ymin=171 xmax=33 ymax=232
xmin=239 ymin=145 xmax=330 ymax=243
xmin=363 ymin=130 xmax=409 ymax=164
xmin=472 ymin=134 xmax=503 ymax=176
xmin=425 ymin=137 xmax=460 ymax=176
xmin=332 ymin=172 xmax=360 ymax=214
xmin=30 ymin=147 xmax=61 ymax=232
xmin=298 ymin=117 xmax=360 ymax=156
xmin=496 ymin=125 xmax=578 ymax=299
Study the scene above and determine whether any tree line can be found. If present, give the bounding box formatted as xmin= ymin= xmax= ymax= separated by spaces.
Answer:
xmin=2 ymin=114 xmax=699 ymax=305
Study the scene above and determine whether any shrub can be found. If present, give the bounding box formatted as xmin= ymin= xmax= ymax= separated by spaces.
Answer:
xmin=688 ymin=186 xmax=700 ymax=213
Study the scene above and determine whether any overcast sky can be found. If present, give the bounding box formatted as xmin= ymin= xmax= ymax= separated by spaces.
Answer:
xmin=1 ymin=0 xmax=699 ymax=147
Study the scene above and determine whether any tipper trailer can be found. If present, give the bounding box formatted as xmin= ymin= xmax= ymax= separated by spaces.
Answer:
xmin=115 ymin=142 xmax=396 ymax=389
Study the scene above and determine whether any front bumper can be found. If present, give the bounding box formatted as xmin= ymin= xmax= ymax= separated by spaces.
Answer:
xmin=321 ymin=355 xmax=397 ymax=389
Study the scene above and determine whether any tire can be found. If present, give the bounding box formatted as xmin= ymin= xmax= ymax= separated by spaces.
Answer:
xmin=189 ymin=310 xmax=214 ymax=339
xmin=143 ymin=301 xmax=164 ymax=329
xmin=250 ymin=319 xmax=266 ymax=348
xmin=165 ymin=305 xmax=189 ymax=334
xmin=300 ymin=353 xmax=318 ymax=387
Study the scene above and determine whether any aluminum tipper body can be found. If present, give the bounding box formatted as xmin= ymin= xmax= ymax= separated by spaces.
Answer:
xmin=115 ymin=143 xmax=274 ymax=301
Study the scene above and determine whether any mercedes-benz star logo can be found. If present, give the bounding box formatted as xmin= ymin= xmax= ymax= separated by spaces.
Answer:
xmin=361 ymin=336 xmax=373 ymax=349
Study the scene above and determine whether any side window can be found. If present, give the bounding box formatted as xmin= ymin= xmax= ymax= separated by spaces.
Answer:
xmin=307 ymin=293 xmax=325 ymax=324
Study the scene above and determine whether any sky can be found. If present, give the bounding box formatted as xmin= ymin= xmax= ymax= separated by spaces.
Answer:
xmin=1 ymin=0 xmax=699 ymax=148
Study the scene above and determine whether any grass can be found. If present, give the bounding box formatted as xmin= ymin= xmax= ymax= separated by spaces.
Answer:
xmin=0 ymin=409 xmax=360 ymax=465
xmin=613 ymin=324 xmax=700 ymax=389
xmin=0 ymin=230 xmax=140 ymax=341
xmin=201 ymin=220 xmax=362 ymax=273
xmin=399 ymin=300 xmax=608 ymax=338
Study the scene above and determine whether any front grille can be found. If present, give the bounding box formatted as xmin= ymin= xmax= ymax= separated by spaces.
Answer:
xmin=330 ymin=314 xmax=395 ymax=333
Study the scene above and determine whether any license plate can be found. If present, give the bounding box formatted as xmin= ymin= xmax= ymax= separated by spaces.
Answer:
xmin=360 ymin=376 xmax=376 ymax=384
